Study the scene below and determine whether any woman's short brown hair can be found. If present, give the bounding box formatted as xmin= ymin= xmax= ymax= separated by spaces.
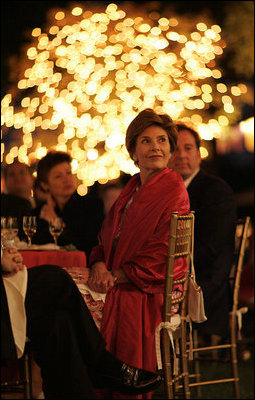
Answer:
xmin=37 ymin=151 xmax=72 ymax=183
xmin=125 ymin=109 xmax=178 ymax=162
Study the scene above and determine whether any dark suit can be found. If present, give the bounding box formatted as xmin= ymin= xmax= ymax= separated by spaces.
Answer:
xmin=1 ymin=265 xmax=107 ymax=398
xmin=1 ymin=276 xmax=17 ymax=361
xmin=32 ymin=191 xmax=104 ymax=258
xmin=1 ymin=193 xmax=33 ymax=241
xmin=187 ymin=169 xmax=237 ymax=337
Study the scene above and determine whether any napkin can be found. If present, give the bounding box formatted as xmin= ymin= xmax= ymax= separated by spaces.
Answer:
xmin=3 ymin=268 xmax=28 ymax=358
xmin=76 ymin=283 xmax=106 ymax=302
xmin=15 ymin=240 xmax=30 ymax=250
xmin=16 ymin=241 xmax=60 ymax=250
xmin=32 ymin=243 xmax=60 ymax=250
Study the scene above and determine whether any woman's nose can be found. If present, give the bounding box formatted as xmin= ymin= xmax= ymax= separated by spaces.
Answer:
xmin=151 ymin=141 xmax=160 ymax=150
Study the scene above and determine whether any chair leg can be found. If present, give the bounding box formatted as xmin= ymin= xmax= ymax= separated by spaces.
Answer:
xmin=180 ymin=324 xmax=190 ymax=399
xmin=211 ymin=334 xmax=222 ymax=360
xmin=162 ymin=329 xmax=174 ymax=399
xmin=193 ymin=330 xmax=202 ymax=398
xmin=23 ymin=350 xmax=32 ymax=399
xmin=230 ymin=315 xmax=240 ymax=399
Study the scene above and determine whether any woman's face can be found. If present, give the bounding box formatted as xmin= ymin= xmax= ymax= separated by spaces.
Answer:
xmin=45 ymin=162 xmax=76 ymax=200
xmin=133 ymin=125 xmax=171 ymax=183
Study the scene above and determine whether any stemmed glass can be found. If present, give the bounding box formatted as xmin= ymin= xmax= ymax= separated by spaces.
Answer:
xmin=49 ymin=217 xmax=64 ymax=246
xmin=23 ymin=216 xmax=37 ymax=248
xmin=7 ymin=217 xmax=19 ymax=239
xmin=1 ymin=217 xmax=8 ymax=249
xmin=1 ymin=217 xmax=18 ymax=248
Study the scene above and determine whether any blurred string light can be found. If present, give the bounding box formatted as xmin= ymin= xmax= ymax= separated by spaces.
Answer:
xmin=1 ymin=2 xmax=250 ymax=194
xmin=240 ymin=117 xmax=254 ymax=153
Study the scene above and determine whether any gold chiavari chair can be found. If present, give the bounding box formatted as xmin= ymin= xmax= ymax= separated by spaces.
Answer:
xmin=155 ymin=211 xmax=195 ymax=399
xmin=188 ymin=216 xmax=251 ymax=399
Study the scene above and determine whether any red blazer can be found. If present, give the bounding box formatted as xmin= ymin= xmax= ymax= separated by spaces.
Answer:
xmin=90 ymin=168 xmax=190 ymax=393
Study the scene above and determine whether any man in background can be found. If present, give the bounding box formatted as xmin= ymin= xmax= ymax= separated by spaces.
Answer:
xmin=100 ymin=182 xmax=124 ymax=215
xmin=1 ymin=161 xmax=34 ymax=240
xmin=169 ymin=122 xmax=237 ymax=346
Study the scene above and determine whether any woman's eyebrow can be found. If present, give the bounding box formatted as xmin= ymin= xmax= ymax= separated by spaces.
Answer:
xmin=139 ymin=135 xmax=150 ymax=139
xmin=140 ymin=134 xmax=167 ymax=139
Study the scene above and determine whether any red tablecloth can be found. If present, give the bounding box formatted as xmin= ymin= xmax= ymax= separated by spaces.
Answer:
xmin=20 ymin=249 xmax=89 ymax=284
xmin=20 ymin=250 xmax=87 ymax=269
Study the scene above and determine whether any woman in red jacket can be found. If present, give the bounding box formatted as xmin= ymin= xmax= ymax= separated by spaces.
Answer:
xmin=88 ymin=109 xmax=190 ymax=399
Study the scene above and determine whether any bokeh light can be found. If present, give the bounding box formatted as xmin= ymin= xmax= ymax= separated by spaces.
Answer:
xmin=1 ymin=2 xmax=251 ymax=192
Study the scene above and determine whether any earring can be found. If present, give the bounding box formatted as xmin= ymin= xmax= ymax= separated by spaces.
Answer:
xmin=133 ymin=155 xmax=138 ymax=162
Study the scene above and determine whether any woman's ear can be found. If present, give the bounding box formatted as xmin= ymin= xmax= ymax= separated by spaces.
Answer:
xmin=133 ymin=153 xmax=138 ymax=163
xmin=40 ymin=181 xmax=49 ymax=193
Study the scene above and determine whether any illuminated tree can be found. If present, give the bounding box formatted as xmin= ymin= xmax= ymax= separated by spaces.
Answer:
xmin=223 ymin=1 xmax=254 ymax=79
xmin=1 ymin=1 xmax=251 ymax=194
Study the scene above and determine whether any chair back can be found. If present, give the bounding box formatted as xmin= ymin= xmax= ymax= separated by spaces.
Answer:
xmin=230 ymin=216 xmax=251 ymax=313
xmin=164 ymin=211 xmax=194 ymax=322
xmin=161 ymin=211 xmax=195 ymax=399
xmin=188 ymin=215 xmax=252 ymax=399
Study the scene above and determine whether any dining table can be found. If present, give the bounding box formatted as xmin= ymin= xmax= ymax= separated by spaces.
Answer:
xmin=20 ymin=247 xmax=89 ymax=283
xmin=1 ymin=247 xmax=105 ymax=391
xmin=20 ymin=248 xmax=102 ymax=327
xmin=20 ymin=249 xmax=87 ymax=274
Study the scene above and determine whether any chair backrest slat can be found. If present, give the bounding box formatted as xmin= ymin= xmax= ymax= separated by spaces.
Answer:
xmin=163 ymin=211 xmax=194 ymax=322
xmin=232 ymin=216 xmax=251 ymax=310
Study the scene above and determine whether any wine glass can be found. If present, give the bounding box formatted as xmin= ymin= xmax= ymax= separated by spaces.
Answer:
xmin=1 ymin=217 xmax=19 ymax=248
xmin=1 ymin=217 xmax=7 ymax=249
xmin=23 ymin=216 xmax=37 ymax=247
xmin=49 ymin=217 xmax=64 ymax=246
xmin=6 ymin=217 xmax=19 ymax=240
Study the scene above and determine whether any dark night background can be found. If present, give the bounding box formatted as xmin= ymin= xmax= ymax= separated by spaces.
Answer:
xmin=1 ymin=1 xmax=254 ymax=219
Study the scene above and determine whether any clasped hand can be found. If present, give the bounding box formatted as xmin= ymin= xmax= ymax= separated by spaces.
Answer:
xmin=87 ymin=262 xmax=115 ymax=293
xmin=1 ymin=248 xmax=25 ymax=276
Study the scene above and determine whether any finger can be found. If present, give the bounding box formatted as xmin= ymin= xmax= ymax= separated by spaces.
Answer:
xmin=87 ymin=277 xmax=97 ymax=290
xmin=16 ymin=261 xmax=24 ymax=268
xmin=97 ymin=285 xmax=107 ymax=293
xmin=13 ymin=255 xmax=23 ymax=263
xmin=108 ymin=279 xmax=115 ymax=288
xmin=9 ymin=257 xmax=22 ymax=266
xmin=7 ymin=248 xmax=19 ymax=254
xmin=88 ymin=275 xmax=97 ymax=286
xmin=101 ymin=279 xmax=111 ymax=291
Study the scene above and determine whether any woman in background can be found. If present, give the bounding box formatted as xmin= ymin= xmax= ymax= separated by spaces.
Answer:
xmin=33 ymin=151 xmax=104 ymax=258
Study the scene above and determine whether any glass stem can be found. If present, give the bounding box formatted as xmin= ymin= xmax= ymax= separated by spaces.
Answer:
xmin=28 ymin=236 xmax=32 ymax=247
